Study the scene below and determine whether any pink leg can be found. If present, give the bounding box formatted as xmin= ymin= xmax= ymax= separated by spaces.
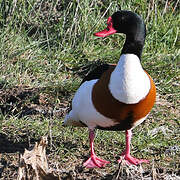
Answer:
xmin=118 ymin=129 xmax=149 ymax=165
xmin=83 ymin=129 xmax=110 ymax=168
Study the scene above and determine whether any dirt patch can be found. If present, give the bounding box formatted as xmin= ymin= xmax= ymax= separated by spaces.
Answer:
xmin=0 ymin=86 xmax=70 ymax=118
xmin=1 ymin=144 xmax=179 ymax=179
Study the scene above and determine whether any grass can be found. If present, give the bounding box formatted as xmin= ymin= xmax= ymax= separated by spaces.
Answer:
xmin=0 ymin=0 xmax=180 ymax=179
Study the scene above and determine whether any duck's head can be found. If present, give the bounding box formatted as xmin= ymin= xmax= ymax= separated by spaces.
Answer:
xmin=94 ymin=11 xmax=146 ymax=58
xmin=94 ymin=10 xmax=146 ymax=41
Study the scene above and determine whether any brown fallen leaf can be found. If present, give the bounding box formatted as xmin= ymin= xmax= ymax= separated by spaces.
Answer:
xmin=17 ymin=136 xmax=59 ymax=180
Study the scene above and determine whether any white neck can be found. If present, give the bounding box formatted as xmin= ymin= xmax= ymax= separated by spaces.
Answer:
xmin=109 ymin=54 xmax=150 ymax=104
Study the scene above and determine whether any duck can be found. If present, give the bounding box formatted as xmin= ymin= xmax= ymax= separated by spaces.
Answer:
xmin=63 ymin=10 xmax=156 ymax=168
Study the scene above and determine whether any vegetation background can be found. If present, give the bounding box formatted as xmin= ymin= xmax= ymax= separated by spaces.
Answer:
xmin=0 ymin=0 xmax=179 ymax=179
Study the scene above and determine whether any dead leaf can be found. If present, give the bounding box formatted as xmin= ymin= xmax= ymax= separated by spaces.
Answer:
xmin=17 ymin=136 xmax=59 ymax=180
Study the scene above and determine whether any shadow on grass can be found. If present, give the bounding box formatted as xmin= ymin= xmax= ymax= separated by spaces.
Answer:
xmin=0 ymin=85 xmax=70 ymax=119
xmin=0 ymin=133 xmax=29 ymax=153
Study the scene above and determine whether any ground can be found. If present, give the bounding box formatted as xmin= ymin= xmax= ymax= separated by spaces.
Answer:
xmin=0 ymin=85 xmax=179 ymax=179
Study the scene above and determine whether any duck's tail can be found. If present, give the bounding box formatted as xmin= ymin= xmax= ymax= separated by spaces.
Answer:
xmin=63 ymin=110 xmax=86 ymax=127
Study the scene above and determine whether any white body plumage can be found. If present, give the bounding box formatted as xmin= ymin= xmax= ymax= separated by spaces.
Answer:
xmin=64 ymin=54 xmax=151 ymax=129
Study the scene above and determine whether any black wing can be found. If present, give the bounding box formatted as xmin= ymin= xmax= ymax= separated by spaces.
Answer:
xmin=80 ymin=63 xmax=113 ymax=85
xmin=67 ymin=63 xmax=115 ymax=113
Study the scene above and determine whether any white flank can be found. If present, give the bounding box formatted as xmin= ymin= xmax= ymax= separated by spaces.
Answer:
xmin=63 ymin=80 xmax=118 ymax=129
xmin=109 ymin=54 xmax=150 ymax=104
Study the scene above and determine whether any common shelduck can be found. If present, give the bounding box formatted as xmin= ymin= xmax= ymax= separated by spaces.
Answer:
xmin=64 ymin=10 xmax=156 ymax=168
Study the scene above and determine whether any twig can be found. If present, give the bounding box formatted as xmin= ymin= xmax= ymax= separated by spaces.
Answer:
xmin=162 ymin=0 xmax=169 ymax=16
xmin=173 ymin=0 xmax=180 ymax=12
